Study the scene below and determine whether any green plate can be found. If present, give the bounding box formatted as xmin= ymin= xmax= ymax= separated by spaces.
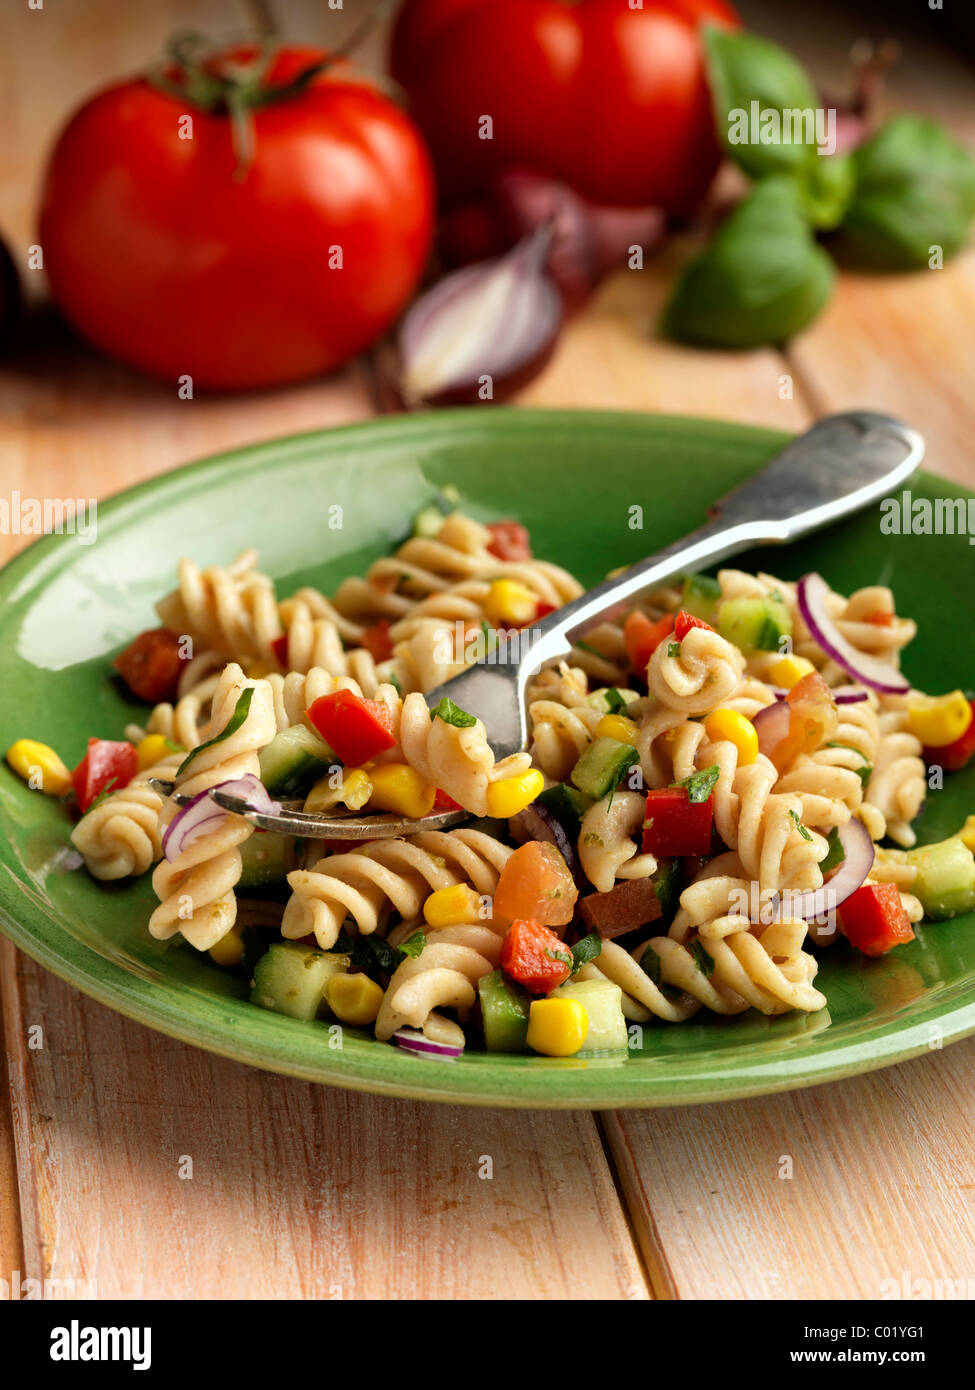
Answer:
xmin=1 ymin=409 xmax=973 ymax=1109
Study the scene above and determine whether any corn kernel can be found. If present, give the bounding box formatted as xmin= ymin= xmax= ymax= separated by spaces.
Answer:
xmin=305 ymin=767 xmax=373 ymax=814
xmin=367 ymin=763 xmax=436 ymax=819
xmin=246 ymin=660 xmax=276 ymax=678
xmin=485 ymin=768 xmax=545 ymax=819
xmin=526 ymin=997 xmax=589 ymax=1057
xmin=595 ymin=714 xmax=638 ymax=746
xmin=137 ymin=733 xmax=176 ymax=771
xmin=483 ymin=579 xmax=538 ymax=628
xmin=208 ymin=929 xmax=243 ymax=968
xmin=767 ymin=654 xmax=816 ymax=689
xmin=424 ymin=883 xmax=483 ymax=928
xmin=906 ymin=691 xmax=973 ymax=748
xmin=326 ymin=972 xmax=384 ymax=1026
xmin=959 ymin=816 xmax=975 ymax=854
xmin=704 ymin=708 xmax=759 ymax=765
xmin=5 ymin=738 xmax=72 ymax=797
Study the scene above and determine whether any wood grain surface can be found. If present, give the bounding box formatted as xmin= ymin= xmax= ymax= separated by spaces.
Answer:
xmin=0 ymin=0 xmax=973 ymax=1301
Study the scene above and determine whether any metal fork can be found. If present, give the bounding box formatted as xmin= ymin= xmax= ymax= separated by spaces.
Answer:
xmin=154 ymin=411 xmax=923 ymax=839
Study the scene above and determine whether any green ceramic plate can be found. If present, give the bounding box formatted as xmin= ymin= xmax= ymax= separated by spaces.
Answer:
xmin=1 ymin=409 xmax=973 ymax=1109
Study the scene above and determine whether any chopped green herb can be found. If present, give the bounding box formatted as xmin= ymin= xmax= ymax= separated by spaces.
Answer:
xmin=639 ymin=943 xmax=662 ymax=984
xmin=667 ymin=641 xmax=682 ymax=658
xmin=570 ymin=933 xmax=602 ymax=973
xmin=824 ymin=742 xmax=872 ymax=786
xmin=856 ymin=763 xmax=873 ymax=787
xmin=80 ymin=777 xmax=120 ymax=816
xmin=544 ymin=947 xmax=573 ymax=969
xmin=399 ymin=930 xmax=426 ymax=959
xmin=387 ymin=672 xmax=403 ymax=698
xmin=177 ymin=688 xmax=253 ymax=777
xmin=690 ymin=939 xmax=715 ymax=976
xmin=788 ymin=808 xmax=813 ymax=841
xmin=366 ymin=936 xmax=402 ymax=973
xmin=604 ymin=688 xmax=628 ymax=715
xmin=430 ymin=697 xmax=478 ymax=728
xmin=573 ymin=640 xmax=605 ymax=659
xmin=821 ymin=826 xmax=847 ymax=875
xmin=673 ymin=763 xmax=721 ymax=803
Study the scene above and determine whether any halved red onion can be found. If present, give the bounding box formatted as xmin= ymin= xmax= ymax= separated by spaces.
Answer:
xmin=831 ymin=686 xmax=870 ymax=704
xmin=393 ymin=1028 xmax=464 ymax=1059
xmin=752 ymin=700 xmax=791 ymax=759
xmin=397 ymin=224 xmax=562 ymax=407
xmin=162 ymin=774 xmax=280 ymax=861
xmin=777 ymin=817 xmax=875 ymax=923
xmin=797 ymin=573 xmax=909 ymax=695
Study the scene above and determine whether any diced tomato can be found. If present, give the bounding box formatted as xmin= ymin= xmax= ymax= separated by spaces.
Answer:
xmin=486 ymin=520 xmax=532 ymax=562
xmin=306 ymin=690 xmax=397 ymax=764
xmin=360 ymin=619 xmax=395 ymax=663
xmin=72 ymin=738 xmax=138 ymax=812
xmin=623 ymin=611 xmax=674 ymax=675
xmin=673 ymin=609 xmax=714 ymax=641
xmin=535 ymin=603 xmax=556 ymax=621
xmin=926 ymin=698 xmax=975 ymax=773
xmin=767 ymin=670 xmax=839 ymax=771
xmin=862 ymin=609 xmax=895 ymax=626
xmin=271 ymin=633 xmax=289 ymax=668
xmin=642 ymin=789 xmax=714 ymax=856
xmin=494 ymin=840 xmax=578 ymax=926
xmin=432 ymin=787 xmax=463 ymax=812
xmin=840 ymin=882 xmax=915 ymax=958
xmin=500 ymin=918 xmax=573 ymax=994
xmin=112 ymin=628 xmax=185 ymax=703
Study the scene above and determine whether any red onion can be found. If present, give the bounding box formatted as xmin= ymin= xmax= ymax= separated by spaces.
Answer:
xmin=797 ymin=573 xmax=909 ymax=695
xmin=397 ymin=225 xmax=562 ymax=407
xmin=393 ymin=1028 xmax=463 ymax=1059
xmin=162 ymin=774 xmax=280 ymax=861
xmin=832 ymin=687 xmax=870 ymax=705
xmin=777 ymin=818 xmax=875 ymax=924
xmin=511 ymin=802 xmax=582 ymax=881
xmin=752 ymin=700 xmax=791 ymax=760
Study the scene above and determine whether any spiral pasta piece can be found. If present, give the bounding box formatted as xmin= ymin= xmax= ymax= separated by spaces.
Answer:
xmin=646 ymin=625 xmax=745 ymax=714
xmin=863 ymin=700 xmax=927 ymax=848
xmin=282 ymin=828 xmax=512 ymax=950
xmin=527 ymin=665 xmax=603 ymax=781
xmin=156 ymin=551 xmax=282 ymax=665
xmin=148 ymin=663 xmax=277 ymax=951
xmin=375 ymin=918 xmax=506 ymax=1046
xmin=71 ymin=753 xmax=183 ymax=881
xmin=399 ymin=692 xmax=533 ymax=816
xmin=579 ymin=791 xmax=657 ymax=893
xmin=774 ymin=689 xmax=881 ymax=830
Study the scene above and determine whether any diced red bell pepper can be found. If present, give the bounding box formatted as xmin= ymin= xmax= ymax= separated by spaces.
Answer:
xmin=72 ymin=738 xmax=138 ymax=812
xmin=433 ymin=787 xmax=463 ymax=812
xmin=499 ymin=918 xmax=573 ymax=994
xmin=926 ymin=698 xmax=975 ymax=773
xmin=271 ymin=633 xmax=289 ymax=668
xmin=623 ymin=611 xmax=674 ymax=675
xmin=535 ymin=603 xmax=556 ymax=621
xmin=112 ymin=628 xmax=185 ymax=703
xmin=306 ymin=690 xmax=397 ymax=765
xmin=862 ymin=609 xmax=895 ymax=626
xmin=674 ymin=609 xmax=714 ymax=641
xmin=486 ymin=520 xmax=532 ymax=562
xmin=360 ymin=619 xmax=395 ymax=663
xmin=839 ymin=882 xmax=915 ymax=958
xmin=642 ymin=789 xmax=714 ymax=856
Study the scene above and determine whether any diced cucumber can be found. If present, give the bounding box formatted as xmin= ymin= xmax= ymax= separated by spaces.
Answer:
xmin=238 ymin=832 xmax=300 ymax=888
xmin=536 ymin=782 xmax=593 ymax=838
xmin=553 ymin=978 xmax=628 ymax=1054
xmin=412 ymin=487 xmax=460 ymax=537
xmin=250 ymin=943 xmax=350 ymax=1020
xmin=478 ymin=969 xmax=532 ymax=1052
xmin=681 ymin=572 xmax=722 ymax=622
xmin=586 ymin=687 xmax=639 ymax=715
xmin=906 ymin=836 xmax=975 ymax=921
xmin=258 ymin=724 xmax=335 ymax=798
xmin=718 ymin=595 xmax=792 ymax=653
xmin=571 ymin=737 xmax=639 ymax=801
xmin=650 ymin=856 xmax=686 ymax=922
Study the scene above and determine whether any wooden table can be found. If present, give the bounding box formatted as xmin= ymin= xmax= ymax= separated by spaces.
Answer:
xmin=2 ymin=1 xmax=974 ymax=1301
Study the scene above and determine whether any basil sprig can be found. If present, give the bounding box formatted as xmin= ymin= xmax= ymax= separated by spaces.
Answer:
xmin=673 ymin=763 xmax=721 ymax=804
xmin=430 ymin=697 xmax=478 ymax=728
xmin=570 ymin=933 xmax=602 ymax=974
xmin=177 ymin=687 xmax=253 ymax=777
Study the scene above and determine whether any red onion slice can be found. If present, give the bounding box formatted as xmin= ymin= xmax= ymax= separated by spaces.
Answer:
xmin=393 ymin=1028 xmax=464 ymax=1059
xmin=752 ymin=700 xmax=791 ymax=759
xmin=797 ymin=573 xmax=909 ymax=695
xmin=398 ymin=224 xmax=562 ymax=406
xmin=776 ymin=817 xmax=875 ymax=923
xmin=831 ymin=685 xmax=870 ymax=704
xmin=162 ymin=774 xmax=280 ymax=861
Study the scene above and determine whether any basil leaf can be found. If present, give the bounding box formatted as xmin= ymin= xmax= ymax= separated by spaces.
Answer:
xmin=570 ymin=933 xmax=603 ymax=973
xmin=430 ymin=697 xmax=477 ymax=728
xmin=399 ymin=930 xmax=426 ymax=959
xmin=797 ymin=151 xmax=856 ymax=230
xmin=639 ymin=943 xmax=662 ymax=985
xmin=703 ymin=26 xmax=821 ymax=178
xmin=663 ymin=178 xmax=835 ymax=349
xmin=838 ymin=115 xmax=975 ymax=270
xmin=177 ymin=687 xmax=253 ymax=777
xmin=387 ymin=672 xmax=403 ymax=698
xmin=674 ymin=763 xmax=720 ymax=803
xmin=788 ymin=807 xmax=813 ymax=841
xmin=545 ymin=947 xmax=573 ymax=969
xmin=366 ymin=936 xmax=402 ymax=972
xmin=820 ymin=826 xmax=846 ymax=875
xmin=690 ymin=939 xmax=715 ymax=977
xmin=667 ymin=641 xmax=682 ymax=658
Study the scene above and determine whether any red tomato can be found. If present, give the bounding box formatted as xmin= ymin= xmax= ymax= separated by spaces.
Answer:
xmin=500 ymin=918 xmax=573 ymax=993
xmin=391 ymin=0 xmax=740 ymax=212
xmin=113 ymin=628 xmax=184 ymax=702
xmin=360 ymin=620 xmax=395 ymax=663
xmin=642 ymin=788 xmax=714 ymax=856
xmin=494 ymin=841 xmax=578 ymax=926
xmin=926 ymin=699 xmax=975 ymax=773
xmin=271 ymin=633 xmax=290 ymax=669
xmin=840 ymin=882 xmax=915 ymax=958
xmin=673 ymin=609 xmax=714 ymax=641
xmin=486 ymin=521 xmax=533 ymax=561
xmin=40 ymin=46 xmax=435 ymax=389
xmin=306 ymin=689 xmax=397 ymax=765
xmin=72 ymin=738 xmax=138 ymax=812
xmin=433 ymin=787 xmax=463 ymax=811
xmin=623 ymin=611 xmax=674 ymax=675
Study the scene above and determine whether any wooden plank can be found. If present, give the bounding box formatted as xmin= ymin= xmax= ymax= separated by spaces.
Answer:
xmin=0 ymin=944 xmax=26 ymax=1289
xmin=5 ymin=957 xmax=648 ymax=1301
xmin=603 ymin=1039 xmax=975 ymax=1300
